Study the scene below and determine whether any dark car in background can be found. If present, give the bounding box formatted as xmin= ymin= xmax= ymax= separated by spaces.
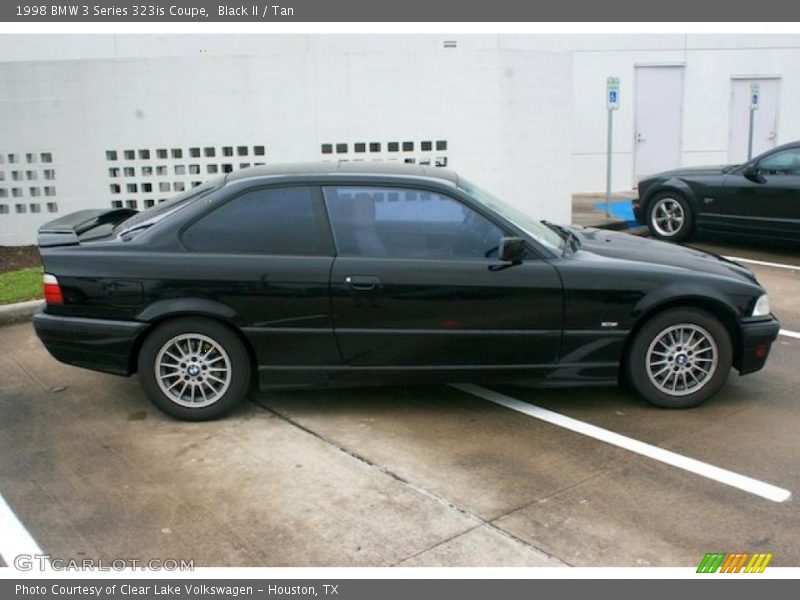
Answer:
xmin=34 ymin=163 xmax=779 ymax=420
xmin=634 ymin=141 xmax=800 ymax=243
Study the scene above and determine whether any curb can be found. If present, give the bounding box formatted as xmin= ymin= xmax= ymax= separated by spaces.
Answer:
xmin=590 ymin=221 xmax=650 ymax=236
xmin=627 ymin=225 xmax=650 ymax=236
xmin=593 ymin=220 xmax=629 ymax=231
xmin=0 ymin=299 xmax=43 ymax=327
xmin=610 ymin=224 xmax=649 ymax=236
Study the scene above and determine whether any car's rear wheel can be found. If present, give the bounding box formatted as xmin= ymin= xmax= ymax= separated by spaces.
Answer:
xmin=647 ymin=192 xmax=693 ymax=242
xmin=627 ymin=308 xmax=732 ymax=408
xmin=138 ymin=317 xmax=251 ymax=421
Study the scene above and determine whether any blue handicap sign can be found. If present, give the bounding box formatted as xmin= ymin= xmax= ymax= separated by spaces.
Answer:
xmin=610 ymin=91 xmax=618 ymax=103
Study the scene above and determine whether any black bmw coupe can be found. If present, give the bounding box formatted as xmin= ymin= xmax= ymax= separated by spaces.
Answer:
xmin=634 ymin=141 xmax=800 ymax=243
xmin=34 ymin=163 xmax=779 ymax=420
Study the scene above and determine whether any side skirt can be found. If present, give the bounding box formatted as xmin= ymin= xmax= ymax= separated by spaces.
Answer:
xmin=256 ymin=362 xmax=620 ymax=390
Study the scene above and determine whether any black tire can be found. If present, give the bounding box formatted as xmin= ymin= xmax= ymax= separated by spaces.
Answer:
xmin=646 ymin=191 xmax=694 ymax=242
xmin=137 ymin=317 xmax=251 ymax=421
xmin=626 ymin=308 xmax=732 ymax=409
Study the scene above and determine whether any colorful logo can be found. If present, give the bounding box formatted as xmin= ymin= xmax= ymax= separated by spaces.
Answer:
xmin=697 ymin=552 xmax=773 ymax=573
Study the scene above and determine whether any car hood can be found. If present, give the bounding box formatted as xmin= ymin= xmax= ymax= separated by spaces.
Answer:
xmin=645 ymin=164 xmax=730 ymax=179
xmin=570 ymin=227 xmax=758 ymax=282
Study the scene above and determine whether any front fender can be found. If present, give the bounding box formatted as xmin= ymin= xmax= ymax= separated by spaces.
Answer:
xmin=630 ymin=281 xmax=742 ymax=326
xmin=642 ymin=178 xmax=700 ymax=211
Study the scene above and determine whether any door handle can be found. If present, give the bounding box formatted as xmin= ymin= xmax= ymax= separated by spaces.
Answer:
xmin=345 ymin=275 xmax=381 ymax=292
xmin=636 ymin=132 xmax=645 ymax=143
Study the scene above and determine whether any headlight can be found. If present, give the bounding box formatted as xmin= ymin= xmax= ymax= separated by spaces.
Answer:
xmin=752 ymin=294 xmax=771 ymax=317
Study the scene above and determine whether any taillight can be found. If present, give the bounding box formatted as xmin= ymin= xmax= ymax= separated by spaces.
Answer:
xmin=43 ymin=273 xmax=64 ymax=305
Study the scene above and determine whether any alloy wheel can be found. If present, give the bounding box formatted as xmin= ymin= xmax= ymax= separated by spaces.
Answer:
xmin=645 ymin=323 xmax=719 ymax=397
xmin=154 ymin=333 xmax=232 ymax=408
xmin=651 ymin=197 xmax=685 ymax=237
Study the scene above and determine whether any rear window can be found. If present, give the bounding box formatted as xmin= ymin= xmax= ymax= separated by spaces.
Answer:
xmin=114 ymin=177 xmax=224 ymax=234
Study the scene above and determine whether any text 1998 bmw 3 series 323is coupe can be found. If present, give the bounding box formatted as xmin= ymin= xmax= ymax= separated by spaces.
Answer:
xmin=33 ymin=163 xmax=779 ymax=420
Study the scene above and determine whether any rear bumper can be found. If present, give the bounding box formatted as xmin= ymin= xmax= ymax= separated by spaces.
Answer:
xmin=33 ymin=310 xmax=147 ymax=376
xmin=738 ymin=316 xmax=780 ymax=375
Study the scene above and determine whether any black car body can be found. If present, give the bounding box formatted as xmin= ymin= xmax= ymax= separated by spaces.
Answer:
xmin=34 ymin=163 xmax=779 ymax=420
xmin=634 ymin=141 xmax=800 ymax=242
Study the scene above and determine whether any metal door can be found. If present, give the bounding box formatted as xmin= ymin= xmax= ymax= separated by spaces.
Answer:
xmin=634 ymin=66 xmax=685 ymax=182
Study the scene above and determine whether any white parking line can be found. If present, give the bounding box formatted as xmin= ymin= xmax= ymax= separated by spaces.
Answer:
xmin=724 ymin=255 xmax=800 ymax=271
xmin=0 ymin=492 xmax=44 ymax=569
xmin=451 ymin=383 xmax=792 ymax=503
xmin=780 ymin=329 xmax=800 ymax=340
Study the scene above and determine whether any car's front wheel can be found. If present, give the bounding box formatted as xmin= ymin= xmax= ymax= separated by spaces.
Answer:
xmin=627 ymin=308 xmax=732 ymax=408
xmin=647 ymin=192 xmax=693 ymax=242
xmin=138 ymin=317 xmax=251 ymax=421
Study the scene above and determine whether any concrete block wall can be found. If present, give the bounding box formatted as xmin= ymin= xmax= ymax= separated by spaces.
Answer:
xmin=0 ymin=35 xmax=572 ymax=246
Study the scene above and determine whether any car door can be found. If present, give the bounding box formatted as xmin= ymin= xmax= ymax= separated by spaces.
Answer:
xmin=180 ymin=185 xmax=341 ymax=373
xmin=323 ymin=184 xmax=563 ymax=369
xmin=720 ymin=147 xmax=800 ymax=240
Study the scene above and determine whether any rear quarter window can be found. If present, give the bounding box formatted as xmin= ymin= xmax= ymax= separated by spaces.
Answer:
xmin=182 ymin=186 xmax=332 ymax=256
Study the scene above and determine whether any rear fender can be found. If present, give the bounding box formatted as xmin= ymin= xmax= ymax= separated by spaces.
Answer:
xmin=136 ymin=298 xmax=242 ymax=326
xmin=129 ymin=299 xmax=252 ymax=377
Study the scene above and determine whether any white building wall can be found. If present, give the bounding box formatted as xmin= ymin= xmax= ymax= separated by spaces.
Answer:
xmin=566 ymin=35 xmax=800 ymax=192
xmin=3 ymin=34 xmax=799 ymax=246
xmin=0 ymin=35 xmax=572 ymax=246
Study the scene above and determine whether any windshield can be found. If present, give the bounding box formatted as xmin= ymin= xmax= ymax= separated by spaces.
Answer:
xmin=114 ymin=177 xmax=224 ymax=235
xmin=459 ymin=179 xmax=565 ymax=254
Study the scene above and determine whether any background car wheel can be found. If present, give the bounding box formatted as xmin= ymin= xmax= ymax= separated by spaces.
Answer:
xmin=647 ymin=192 xmax=694 ymax=242
xmin=626 ymin=308 xmax=732 ymax=408
xmin=138 ymin=317 xmax=251 ymax=421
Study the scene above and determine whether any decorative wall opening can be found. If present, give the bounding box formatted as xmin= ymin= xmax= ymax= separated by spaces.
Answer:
xmin=105 ymin=145 xmax=267 ymax=209
xmin=320 ymin=139 xmax=448 ymax=168
xmin=0 ymin=150 xmax=57 ymax=216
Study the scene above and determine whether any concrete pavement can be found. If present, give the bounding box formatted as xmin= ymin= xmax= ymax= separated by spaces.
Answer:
xmin=0 ymin=323 xmax=561 ymax=567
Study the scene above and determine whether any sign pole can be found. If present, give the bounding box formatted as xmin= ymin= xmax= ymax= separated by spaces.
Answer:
xmin=606 ymin=108 xmax=613 ymax=217
xmin=605 ymin=77 xmax=620 ymax=218
xmin=747 ymin=82 xmax=760 ymax=160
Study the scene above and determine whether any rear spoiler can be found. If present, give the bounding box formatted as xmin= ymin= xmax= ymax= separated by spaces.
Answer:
xmin=38 ymin=208 xmax=138 ymax=248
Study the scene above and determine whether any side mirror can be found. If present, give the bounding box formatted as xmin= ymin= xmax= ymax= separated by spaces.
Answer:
xmin=743 ymin=164 xmax=766 ymax=183
xmin=499 ymin=237 xmax=526 ymax=264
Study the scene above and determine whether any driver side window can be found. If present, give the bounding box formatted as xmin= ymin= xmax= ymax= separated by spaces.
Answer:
xmin=757 ymin=148 xmax=800 ymax=175
xmin=323 ymin=186 xmax=505 ymax=260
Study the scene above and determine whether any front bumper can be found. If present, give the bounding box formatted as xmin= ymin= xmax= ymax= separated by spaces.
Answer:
xmin=631 ymin=198 xmax=645 ymax=224
xmin=33 ymin=309 xmax=147 ymax=376
xmin=738 ymin=316 xmax=780 ymax=375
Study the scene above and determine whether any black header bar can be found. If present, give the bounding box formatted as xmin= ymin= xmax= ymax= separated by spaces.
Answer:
xmin=2 ymin=0 xmax=800 ymax=22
